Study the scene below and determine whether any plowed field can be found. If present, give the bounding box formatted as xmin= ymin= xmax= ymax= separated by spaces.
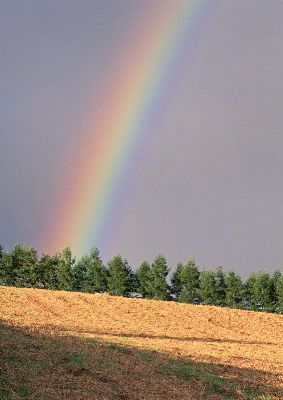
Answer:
xmin=0 ymin=286 xmax=282 ymax=399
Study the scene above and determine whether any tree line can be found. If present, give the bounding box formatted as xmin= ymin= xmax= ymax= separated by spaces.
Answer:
xmin=0 ymin=244 xmax=282 ymax=313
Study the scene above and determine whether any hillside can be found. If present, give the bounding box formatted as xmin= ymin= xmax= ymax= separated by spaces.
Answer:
xmin=0 ymin=286 xmax=282 ymax=399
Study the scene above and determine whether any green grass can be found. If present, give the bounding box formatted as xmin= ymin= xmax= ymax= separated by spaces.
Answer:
xmin=242 ymin=387 xmax=265 ymax=400
xmin=256 ymin=397 xmax=276 ymax=400
xmin=135 ymin=349 xmax=280 ymax=400
xmin=137 ymin=349 xmax=156 ymax=362
xmin=153 ymin=358 xmax=237 ymax=398
xmin=17 ymin=383 xmax=30 ymax=398
xmin=0 ymin=322 xmax=281 ymax=400
xmin=65 ymin=352 xmax=86 ymax=369
xmin=106 ymin=342 xmax=131 ymax=354
xmin=0 ymin=369 xmax=10 ymax=400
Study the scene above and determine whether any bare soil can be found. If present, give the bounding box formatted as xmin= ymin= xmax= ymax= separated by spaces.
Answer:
xmin=0 ymin=286 xmax=282 ymax=399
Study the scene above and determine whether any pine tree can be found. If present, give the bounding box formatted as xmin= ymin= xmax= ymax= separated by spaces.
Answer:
xmin=72 ymin=256 xmax=89 ymax=292
xmin=18 ymin=246 xmax=38 ymax=287
xmin=36 ymin=254 xmax=59 ymax=289
xmin=57 ymin=247 xmax=75 ymax=291
xmin=0 ymin=244 xmax=38 ymax=287
xmin=271 ymin=269 xmax=282 ymax=309
xmin=0 ymin=253 xmax=9 ymax=285
xmin=275 ymin=275 xmax=283 ymax=312
xmin=85 ymin=248 xmax=108 ymax=292
xmin=199 ymin=269 xmax=217 ymax=304
xmin=150 ymin=255 xmax=169 ymax=300
xmin=252 ymin=271 xmax=273 ymax=311
xmin=214 ymin=267 xmax=226 ymax=306
xmin=245 ymin=272 xmax=257 ymax=309
xmin=0 ymin=246 xmax=9 ymax=285
xmin=136 ymin=261 xmax=152 ymax=298
xmin=171 ymin=262 xmax=184 ymax=300
xmin=0 ymin=244 xmax=3 ymax=284
xmin=178 ymin=259 xmax=200 ymax=303
xmin=224 ymin=271 xmax=244 ymax=307
xmin=107 ymin=255 xmax=132 ymax=296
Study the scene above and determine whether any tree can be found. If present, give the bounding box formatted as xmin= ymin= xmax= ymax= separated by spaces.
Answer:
xmin=170 ymin=262 xmax=184 ymax=300
xmin=85 ymin=248 xmax=108 ymax=292
xmin=214 ymin=267 xmax=226 ymax=305
xmin=0 ymin=247 xmax=10 ymax=285
xmin=72 ymin=256 xmax=88 ymax=292
xmin=178 ymin=259 xmax=200 ymax=303
xmin=34 ymin=254 xmax=59 ymax=289
xmin=0 ymin=252 xmax=14 ymax=285
xmin=199 ymin=269 xmax=217 ymax=304
xmin=245 ymin=271 xmax=274 ymax=311
xmin=0 ymin=244 xmax=4 ymax=284
xmin=275 ymin=275 xmax=283 ymax=312
xmin=150 ymin=255 xmax=170 ymax=300
xmin=271 ymin=269 xmax=282 ymax=309
xmin=225 ymin=271 xmax=244 ymax=307
xmin=0 ymin=244 xmax=37 ymax=287
xmin=56 ymin=247 xmax=75 ymax=291
xmin=252 ymin=271 xmax=273 ymax=311
xmin=129 ymin=267 xmax=139 ymax=294
xmin=245 ymin=272 xmax=257 ymax=309
xmin=107 ymin=254 xmax=132 ymax=296
xmin=136 ymin=261 xmax=152 ymax=298
xmin=17 ymin=246 xmax=38 ymax=287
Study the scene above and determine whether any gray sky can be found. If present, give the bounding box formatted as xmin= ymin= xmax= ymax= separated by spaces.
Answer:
xmin=0 ymin=0 xmax=283 ymax=276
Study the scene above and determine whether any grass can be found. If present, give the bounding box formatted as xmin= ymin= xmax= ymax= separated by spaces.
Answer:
xmin=156 ymin=361 xmax=234 ymax=396
xmin=0 ymin=321 xmax=281 ymax=399
xmin=0 ymin=322 xmax=197 ymax=399
xmin=0 ymin=286 xmax=282 ymax=399
xmin=65 ymin=353 xmax=87 ymax=369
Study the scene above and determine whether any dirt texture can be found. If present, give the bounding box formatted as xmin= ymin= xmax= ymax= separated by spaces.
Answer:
xmin=0 ymin=286 xmax=282 ymax=399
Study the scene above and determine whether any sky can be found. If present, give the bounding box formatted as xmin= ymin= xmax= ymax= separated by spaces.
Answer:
xmin=0 ymin=0 xmax=283 ymax=276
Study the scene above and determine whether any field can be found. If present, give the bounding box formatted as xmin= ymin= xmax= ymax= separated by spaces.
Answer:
xmin=0 ymin=286 xmax=282 ymax=399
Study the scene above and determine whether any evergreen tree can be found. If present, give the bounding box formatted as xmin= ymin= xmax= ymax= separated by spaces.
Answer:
xmin=72 ymin=256 xmax=89 ymax=292
xmin=0 ymin=244 xmax=37 ymax=287
xmin=199 ymin=269 xmax=217 ymax=304
xmin=150 ymin=254 xmax=169 ymax=300
xmin=0 ymin=244 xmax=3 ymax=284
xmin=275 ymin=275 xmax=283 ymax=312
xmin=214 ymin=267 xmax=226 ymax=305
xmin=253 ymin=271 xmax=273 ymax=311
xmin=56 ymin=247 xmax=74 ymax=291
xmin=178 ymin=259 xmax=200 ymax=303
xmin=36 ymin=254 xmax=59 ymax=289
xmin=245 ymin=272 xmax=257 ymax=309
xmin=129 ymin=267 xmax=139 ymax=293
xmin=17 ymin=246 xmax=38 ymax=287
xmin=0 ymin=251 xmax=12 ymax=285
xmin=85 ymin=248 xmax=108 ymax=292
xmin=224 ymin=271 xmax=244 ymax=307
xmin=170 ymin=262 xmax=183 ymax=300
xmin=271 ymin=269 xmax=282 ymax=308
xmin=107 ymin=254 xmax=132 ymax=296
xmin=136 ymin=261 xmax=152 ymax=298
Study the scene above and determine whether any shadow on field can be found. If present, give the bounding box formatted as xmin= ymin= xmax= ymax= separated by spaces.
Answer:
xmin=0 ymin=321 xmax=282 ymax=400
xmin=46 ymin=326 xmax=278 ymax=346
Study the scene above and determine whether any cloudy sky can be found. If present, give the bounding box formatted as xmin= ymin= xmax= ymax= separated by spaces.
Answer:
xmin=0 ymin=0 xmax=282 ymax=276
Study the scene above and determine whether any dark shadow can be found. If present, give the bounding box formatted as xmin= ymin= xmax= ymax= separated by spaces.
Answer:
xmin=43 ymin=324 xmax=278 ymax=346
xmin=0 ymin=321 xmax=282 ymax=400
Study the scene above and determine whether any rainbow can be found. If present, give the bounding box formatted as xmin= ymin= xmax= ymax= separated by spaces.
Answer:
xmin=43 ymin=0 xmax=208 ymax=256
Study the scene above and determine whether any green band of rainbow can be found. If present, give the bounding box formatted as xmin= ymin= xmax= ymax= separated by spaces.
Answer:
xmin=43 ymin=0 xmax=208 ymax=256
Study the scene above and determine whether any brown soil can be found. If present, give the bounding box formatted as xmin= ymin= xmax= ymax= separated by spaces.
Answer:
xmin=0 ymin=286 xmax=282 ymax=399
